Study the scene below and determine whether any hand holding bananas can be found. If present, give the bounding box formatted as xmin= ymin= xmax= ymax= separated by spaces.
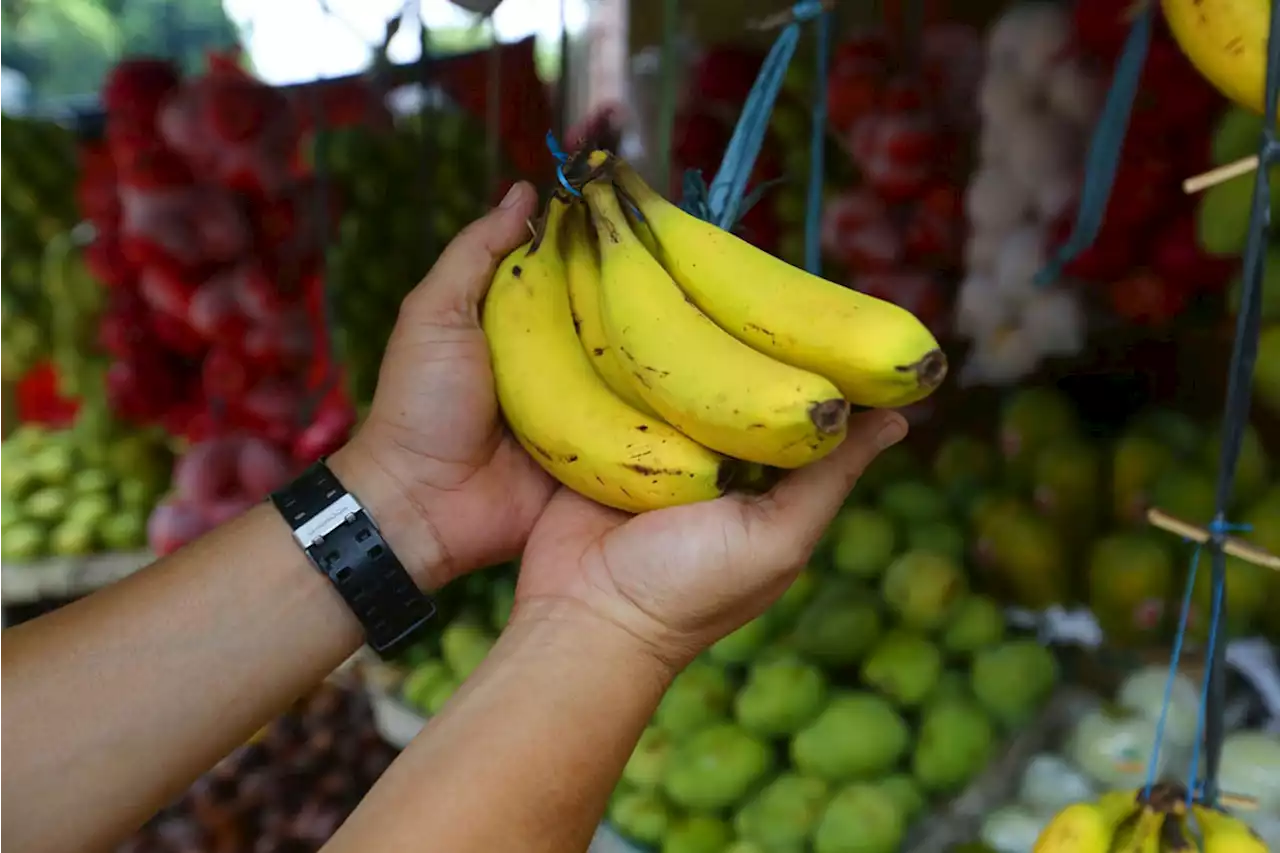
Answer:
xmin=1035 ymin=783 xmax=1269 ymax=853
xmin=483 ymin=151 xmax=946 ymax=514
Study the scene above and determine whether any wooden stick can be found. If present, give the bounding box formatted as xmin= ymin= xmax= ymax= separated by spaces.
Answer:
xmin=1183 ymin=155 xmax=1260 ymax=194
xmin=1146 ymin=507 xmax=1280 ymax=571
xmin=748 ymin=0 xmax=835 ymax=31
xmin=1218 ymin=791 xmax=1259 ymax=810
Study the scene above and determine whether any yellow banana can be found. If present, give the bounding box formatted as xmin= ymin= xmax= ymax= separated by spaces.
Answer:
xmin=562 ymin=200 xmax=661 ymax=417
xmin=583 ymin=179 xmax=849 ymax=469
xmin=1161 ymin=0 xmax=1271 ymax=117
xmin=607 ymin=156 xmax=948 ymax=408
xmin=1192 ymin=805 xmax=1268 ymax=853
xmin=482 ymin=193 xmax=733 ymax=513
xmin=1034 ymin=790 xmax=1141 ymax=853
xmin=1110 ymin=806 xmax=1164 ymax=853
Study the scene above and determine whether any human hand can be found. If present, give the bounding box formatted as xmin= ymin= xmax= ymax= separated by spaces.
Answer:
xmin=330 ymin=182 xmax=556 ymax=589
xmin=512 ymin=410 xmax=909 ymax=670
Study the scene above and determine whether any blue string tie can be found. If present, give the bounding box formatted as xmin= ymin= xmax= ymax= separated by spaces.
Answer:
xmin=546 ymin=130 xmax=581 ymax=197
xmin=1036 ymin=5 xmax=1153 ymax=286
xmin=1142 ymin=517 xmax=1251 ymax=804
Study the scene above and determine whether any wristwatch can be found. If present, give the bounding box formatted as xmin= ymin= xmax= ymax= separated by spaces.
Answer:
xmin=270 ymin=460 xmax=436 ymax=656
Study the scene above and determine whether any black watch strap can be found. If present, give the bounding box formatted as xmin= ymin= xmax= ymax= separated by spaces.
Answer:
xmin=270 ymin=460 xmax=435 ymax=656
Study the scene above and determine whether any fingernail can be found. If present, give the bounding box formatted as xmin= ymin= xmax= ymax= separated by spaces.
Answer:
xmin=498 ymin=183 xmax=524 ymax=210
xmin=876 ymin=415 xmax=907 ymax=450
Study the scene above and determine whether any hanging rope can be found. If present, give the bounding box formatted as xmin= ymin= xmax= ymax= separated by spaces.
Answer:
xmin=1192 ymin=0 xmax=1280 ymax=803
xmin=804 ymin=9 xmax=831 ymax=275
xmin=1035 ymin=6 xmax=1153 ymax=286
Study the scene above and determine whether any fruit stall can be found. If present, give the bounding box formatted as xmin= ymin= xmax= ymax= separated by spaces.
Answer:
xmin=2 ymin=0 xmax=1279 ymax=851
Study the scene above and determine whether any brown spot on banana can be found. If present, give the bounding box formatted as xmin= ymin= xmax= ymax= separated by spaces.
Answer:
xmin=808 ymin=399 xmax=850 ymax=435
xmin=744 ymin=323 xmax=776 ymax=343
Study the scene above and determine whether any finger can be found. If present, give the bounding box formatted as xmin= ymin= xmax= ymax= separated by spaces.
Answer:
xmin=402 ymin=181 xmax=538 ymax=325
xmin=746 ymin=410 xmax=908 ymax=545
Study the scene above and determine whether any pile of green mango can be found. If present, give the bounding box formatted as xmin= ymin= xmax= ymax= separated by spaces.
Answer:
xmin=1 ymin=414 xmax=173 ymax=562
xmin=1 ymin=115 xmax=81 ymax=381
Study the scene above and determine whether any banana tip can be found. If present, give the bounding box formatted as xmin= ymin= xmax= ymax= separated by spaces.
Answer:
xmin=808 ymin=399 xmax=850 ymax=435
xmin=908 ymin=348 xmax=949 ymax=390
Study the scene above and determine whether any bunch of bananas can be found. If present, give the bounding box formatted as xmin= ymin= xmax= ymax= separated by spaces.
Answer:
xmin=43 ymin=228 xmax=109 ymax=404
xmin=482 ymin=151 xmax=947 ymax=513
xmin=1162 ymin=0 xmax=1271 ymax=117
xmin=1035 ymin=784 xmax=1267 ymax=853
xmin=1 ymin=115 xmax=81 ymax=380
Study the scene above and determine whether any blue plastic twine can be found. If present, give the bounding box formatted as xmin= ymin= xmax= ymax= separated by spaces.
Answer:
xmin=1142 ymin=520 xmax=1250 ymax=801
xmin=804 ymin=9 xmax=831 ymax=275
xmin=1035 ymin=5 xmax=1153 ymax=286
xmin=682 ymin=0 xmax=827 ymax=235
xmin=546 ymin=130 xmax=581 ymax=197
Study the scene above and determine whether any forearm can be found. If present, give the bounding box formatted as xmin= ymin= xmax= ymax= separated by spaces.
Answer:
xmin=0 ymin=446 xmax=427 ymax=853
xmin=326 ymin=602 xmax=676 ymax=853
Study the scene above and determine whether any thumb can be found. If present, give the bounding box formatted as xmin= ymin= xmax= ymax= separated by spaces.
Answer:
xmin=745 ymin=410 xmax=908 ymax=552
xmin=400 ymin=181 xmax=538 ymax=326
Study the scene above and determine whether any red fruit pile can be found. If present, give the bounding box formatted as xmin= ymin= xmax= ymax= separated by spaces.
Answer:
xmin=821 ymin=25 xmax=982 ymax=332
xmin=1055 ymin=2 xmax=1237 ymax=325
xmin=81 ymin=55 xmax=355 ymax=455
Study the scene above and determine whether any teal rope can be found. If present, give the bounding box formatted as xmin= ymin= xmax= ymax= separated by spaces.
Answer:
xmin=681 ymin=0 xmax=827 ymax=231
xmin=1035 ymin=5 xmax=1153 ymax=286
xmin=805 ymin=9 xmax=831 ymax=274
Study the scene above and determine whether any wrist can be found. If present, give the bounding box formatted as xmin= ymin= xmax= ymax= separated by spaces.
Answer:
xmin=326 ymin=442 xmax=445 ymax=592
xmin=506 ymin=597 xmax=686 ymax=686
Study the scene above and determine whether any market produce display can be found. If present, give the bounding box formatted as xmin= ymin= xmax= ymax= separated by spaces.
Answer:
xmin=967 ymin=665 xmax=1280 ymax=852
xmin=82 ymin=55 xmax=353 ymax=455
xmin=820 ymin=23 xmax=982 ymax=334
xmin=921 ymin=384 xmax=1279 ymax=641
xmin=954 ymin=1 xmax=1235 ymax=386
xmin=376 ymin=465 xmax=1057 ymax=853
xmin=1 ymin=114 xmax=82 ymax=381
xmin=481 ymin=156 xmax=944 ymax=512
xmin=117 ymin=682 xmax=398 ymax=853
xmin=318 ymin=107 xmax=502 ymax=405
xmin=1 ymin=418 xmax=171 ymax=562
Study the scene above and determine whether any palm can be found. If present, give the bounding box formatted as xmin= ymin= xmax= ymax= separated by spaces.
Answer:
xmin=361 ymin=315 xmax=555 ymax=575
xmin=517 ymin=488 xmax=804 ymax=659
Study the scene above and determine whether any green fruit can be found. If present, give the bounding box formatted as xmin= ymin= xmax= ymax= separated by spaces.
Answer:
xmin=771 ymin=567 xmax=819 ymax=625
xmin=1226 ymin=248 xmax=1280 ymax=321
xmin=790 ymin=691 xmax=910 ymax=782
xmin=861 ymin=630 xmax=943 ymax=707
xmin=970 ymin=640 xmax=1059 ymax=729
xmin=423 ymin=674 xmax=460 ymax=716
xmin=941 ymin=595 xmax=1007 ymax=656
xmin=1149 ymin=467 xmax=1218 ymax=524
xmin=1111 ymin=433 xmax=1176 ymax=524
xmin=0 ymin=459 xmax=39 ymax=500
xmin=661 ymin=816 xmax=732 ymax=853
xmin=999 ymin=387 xmax=1079 ymax=485
xmin=661 ymin=723 xmax=774 ymax=811
xmin=68 ymin=493 xmax=114 ymax=528
xmin=905 ymin=521 xmax=966 ymax=564
xmin=1253 ymin=325 xmax=1280 ymax=413
xmin=1 ymin=521 xmax=47 ymax=561
xmin=97 ymin=511 xmax=147 ymax=551
xmin=734 ymin=653 xmax=828 ymax=737
xmin=49 ymin=519 xmax=96 ymax=556
xmin=71 ymin=468 xmax=115 ymax=496
xmin=24 ymin=486 xmax=68 ymax=523
xmin=877 ymin=480 xmax=950 ymax=525
xmin=488 ymin=575 xmax=516 ymax=632
xmin=812 ymin=783 xmax=906 ymax=853
xmin=1088 ymin=532 xmax=1176 ymax=648
xmin=623 ymin=726 xmax=673 ymax=791
xmin=856 ymin=444 xmax=921 ymax=496
xmin=734 ymin=773 xmax=829 ymax=851
xmin=439 ymin=619 xmax=496 ymax=680
xmin=608 ymin=789 xmax=672 ymax=846
xmin=881 ymin=550 xmax=967 ymax=631
xmin=790 ymin=579 xmax=882 ymax=666
xmin=1195 ymin=171 xmax=1280 ymax=256
xmin=877 ymin=774 xmax=926 ymax=823
xmin=1211 ymin=106 xmax=1265 ymax=165
xmin=932 ymin=434 xmax=997 ymax=509
xmin=710 ymin=612 xmax=778 ymax=665
xmin=1129 ymin=409 xmax=1203 ymax=459
xmin=828 ymin=507 xmax=897 ymax=578
xmin=30 ymin=444 xmax=75 ymax=485
xmin=655 ymin=660 xmax=732 ymax=735
xmin=401 ymin=660 xmax=452 ymax=713
xmin=976 ymin=504 xmax=1071 ymax=610
xmin=1202 ymin=421 xmax=1270 ymax=509
xmin=911 ymin=695 xmax=996 ymax=794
